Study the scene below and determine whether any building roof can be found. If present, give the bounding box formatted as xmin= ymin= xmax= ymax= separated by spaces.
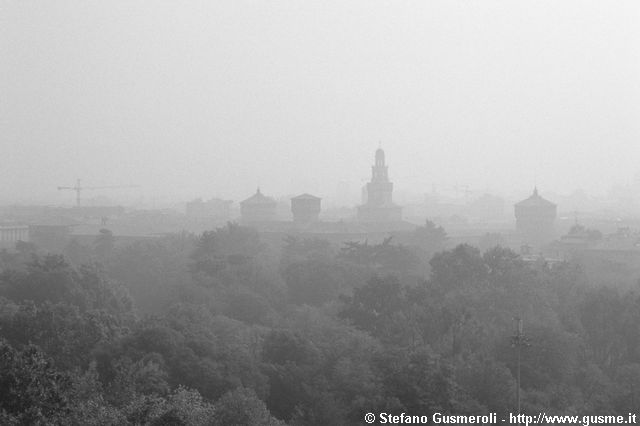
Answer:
xmin=515 ymin=188 xmax=556 ymax=208
xmin=28 ymin=216 xmax=80 ymax=227
xmin=240 ymin=188 xmax=276 ymax=206
xmin=588 ymin=235 xmax=640 ymax=252
xmin=248 ymin=219 xmax=417 ymax=234
xmin=188 ymin=198 xmax=233 ymax=205
xmin=0 ymin=224 xmax=29 ymax=230
xmin=291 ymin=193 xmax=321 ymax=201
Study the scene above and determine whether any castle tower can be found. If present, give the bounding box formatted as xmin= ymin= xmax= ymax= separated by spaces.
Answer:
xmin=357 ymin=148 xmax=402 ymax=222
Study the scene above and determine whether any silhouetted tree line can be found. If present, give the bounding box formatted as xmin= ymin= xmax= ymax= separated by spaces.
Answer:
xmin=1 ymin=220 xmax=639 ymax=424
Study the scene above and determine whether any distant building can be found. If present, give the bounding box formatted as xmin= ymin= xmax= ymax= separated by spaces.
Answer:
xmin=240 ymin=188 xmax=277 ymax=223
xmin=68 ymin=205 xmax=125 ymax=219
xmin=186 ymin=198 xmax=232 ymax=219
xmin=545 ymin=226 xmax=640 ymax=286
xmin=28 ymin=216 xmax=79 ymax=252
xmin=465 ymin=194 xmax=505 ymax=221
xmin=291 ymin=193 xmax=321 ymax=224
xmin=0 ymin=224 xmax=29 ymax=249
xmin=357 ymin=148 xmax=402 ymax=222
xmin=514 ymin=188 xmax=557 ymax=248
xmin=253 ymin=219 xmax=417 ymax=250
xmin=0 ymin=205 xmax=124 ymax=223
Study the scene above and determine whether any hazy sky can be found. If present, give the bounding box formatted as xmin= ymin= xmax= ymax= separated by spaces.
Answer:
xmin=2 ymin=1 xmax=639 ymax=205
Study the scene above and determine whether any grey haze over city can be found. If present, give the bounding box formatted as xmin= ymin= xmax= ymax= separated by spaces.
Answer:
xmin=5 ymin=2 xmax=640 ymax=423
xmin=2 ymin=1 xmax=639 ymax=209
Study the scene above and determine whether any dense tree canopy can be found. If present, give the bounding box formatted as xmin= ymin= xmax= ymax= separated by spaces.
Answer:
xmin=0 ymin=222 xmax=638 ymax=424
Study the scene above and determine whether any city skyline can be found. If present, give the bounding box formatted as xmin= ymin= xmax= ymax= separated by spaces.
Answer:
xmin=2 ymin=1 xmax=639 ymax=205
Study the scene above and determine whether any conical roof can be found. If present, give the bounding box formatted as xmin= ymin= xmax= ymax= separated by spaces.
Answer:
xmin=515 ymin=188 xmax=556 ymax=208
xmin=240 ymin=188 xmax=276 ymax=205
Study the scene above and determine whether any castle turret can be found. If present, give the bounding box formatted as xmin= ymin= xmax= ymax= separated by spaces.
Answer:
xmin=240 ymin=188 xmax=277 ymax=223
xmin=291 ymin=193 xmax=321 ymax=224
xmin=514 ymin=188 xmax=557 ymax=248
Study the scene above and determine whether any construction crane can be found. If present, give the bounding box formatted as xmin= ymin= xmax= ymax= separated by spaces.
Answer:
xmin=57 ymin=179 xmax=138 ymax=206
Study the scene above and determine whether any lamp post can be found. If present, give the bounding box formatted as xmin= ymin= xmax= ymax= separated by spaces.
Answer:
xmin=511 ymin=316 xmax=530 ymax=417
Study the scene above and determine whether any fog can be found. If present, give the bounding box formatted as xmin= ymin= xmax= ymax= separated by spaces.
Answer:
xmin=2 ymin=1 xmax=639 ymax=205
xmin=5 ymin=3 xmax=640 ymax=421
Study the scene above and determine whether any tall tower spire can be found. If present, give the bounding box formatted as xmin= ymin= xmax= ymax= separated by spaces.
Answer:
xmin=357 ymin=148 xmax=402 ymax=222
xmin=373 ymin=148 xmax=388 ymax=180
